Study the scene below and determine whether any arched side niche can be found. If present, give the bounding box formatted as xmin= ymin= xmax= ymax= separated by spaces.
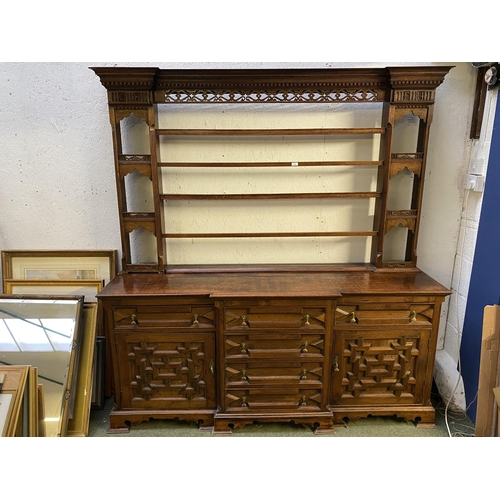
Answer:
xmin=382 ymin=224 xmax=415 ymax=263
xmin=118 ymin=111 xmax=150 ymax=156
xmin=127 ymin=225 xmax=158 ymax=265
xmin=387 ymin=167 xmax=414 ymax=211
xmin=115 ymin=112 xmax=155 ymax=218
xmin=383 ymin=108 xmax=428 ymax=266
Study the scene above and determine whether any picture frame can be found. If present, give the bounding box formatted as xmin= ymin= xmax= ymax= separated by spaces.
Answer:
xmin=0 ymin=365 xmax=31 ymax=437
xmin=91 ymin=336 xmax=106 ymax=410
xmin=1 ymin=250 xmax=117 ymax=292
xmin=67 ymin=303 xmax=98 ymax=437
xmin=0 ymin=295 xmax=85 ymax=437
xmin=4 ymin=279 xmax=105 ymax=303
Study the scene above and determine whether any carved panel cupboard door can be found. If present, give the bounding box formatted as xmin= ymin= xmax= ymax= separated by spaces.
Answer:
xmin=115 ymin=331 xmax=216 ymax=411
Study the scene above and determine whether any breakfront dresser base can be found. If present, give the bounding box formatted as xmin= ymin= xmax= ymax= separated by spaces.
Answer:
xmin=98 ymin=271 xmax=450 ymax=436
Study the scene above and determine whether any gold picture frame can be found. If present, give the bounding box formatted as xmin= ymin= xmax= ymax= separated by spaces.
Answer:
xmin=67 ymin=303 xmax=98 ymax=437
xmin=4 ymin=279 xmax=104 ymax=303
xmin=1 ymin=250 xmax=117 ymax=292
xmin=0 ymin=365 xmax=38 ymax=437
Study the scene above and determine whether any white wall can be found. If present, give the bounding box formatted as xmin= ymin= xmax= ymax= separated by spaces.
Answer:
xmin=0 ymin=62 xmax=484 ymax=406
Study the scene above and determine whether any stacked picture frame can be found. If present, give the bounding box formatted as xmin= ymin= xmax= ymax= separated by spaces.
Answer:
xmin=0 ymin=365 xmax=39 ymax=437
xmin=0 ymin=250 xmax=118 ymax=435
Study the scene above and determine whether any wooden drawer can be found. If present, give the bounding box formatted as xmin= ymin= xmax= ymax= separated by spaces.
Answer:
xmin=335 ymin=296 xmax=435 ymax=327
xmin=225 ymin=361 xmax=324 ymax=387
xmin=223 ymin=304 xmax=326 ymax=331
xmin=224 ymin=388 xmax=323 ymax=413
xmin=224 ymin=332 xmax=325 ymax=359
xmin=112 ymin=304 xmax=215 ymax=329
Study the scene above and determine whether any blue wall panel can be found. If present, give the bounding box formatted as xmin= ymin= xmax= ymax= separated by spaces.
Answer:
xmin=460 ymin=93 xmax=500 ymax=421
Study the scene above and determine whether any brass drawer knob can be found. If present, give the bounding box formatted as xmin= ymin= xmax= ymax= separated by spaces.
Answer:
xmin=240 ymin=315 xmax=248 ymax=327
xmin=241 ymin=396 xmax=249 ymax=408
xmin=349 ymin=311 xmax=357 ymax=323
xmin=241 ymin=369 xmax=249 ymax=381
xmin=300 ymin=369 xmax=307 ymax=380
xmin=192 ymin=313 xmax=199 ymax=325
xmin=131 ymin=314 xmax=137 ymax=325
xmin=300 ymin=395 xmax=307 ymax=406
xmin=301 ymin=341 xmax=309 ymax=353
xmin=303 ymin=314 xmax=310 ymax=326
xmin=240 ymin=342 xmax=248 ymax=354
xmin=409 ymin=310 xmax=417 ymax=322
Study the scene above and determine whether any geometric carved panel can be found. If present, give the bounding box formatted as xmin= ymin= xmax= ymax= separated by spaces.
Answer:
xmin=340 ymin=335 xmax=420 ymax=400
xmin=127 ymin=340 xmax=207 ymax=402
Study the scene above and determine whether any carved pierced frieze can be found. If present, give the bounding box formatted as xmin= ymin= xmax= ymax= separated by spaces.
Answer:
xmin=155 ymin=88 xmax=382 ymax=104
xmin=119 ymin=154 xmax=152 ymax=162
xmin=382 ymin=261 xmax=415 ymax=269
xmin=127 ymin=340 xmax=207 ymax=402
xmin=124 ymin=264 xmax=162 ymax=272
xmin=124 ymin=212 xmax=156 ymax=219
xmin=392 ymin=153 xmax=424 ymax=160
xmin=340 ymin=336 xmax=420 ymax=399
xmin=386 ymin=210 xmax=418 ymax=217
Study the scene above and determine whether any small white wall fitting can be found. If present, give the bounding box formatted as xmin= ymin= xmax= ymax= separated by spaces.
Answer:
xmin=462 ymin=173 xmax=485 ymax=192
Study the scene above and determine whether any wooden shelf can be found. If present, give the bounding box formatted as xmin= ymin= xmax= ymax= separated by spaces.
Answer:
xmin=159 ymin=161 xmax=383 ymax=168
xmin=160 ymin=192 xmax=380 ymax=201
xmin=157 ymin=128 xmax=386 ymax=136
xmin=162 ymin=231 xmax=377 ymax=239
